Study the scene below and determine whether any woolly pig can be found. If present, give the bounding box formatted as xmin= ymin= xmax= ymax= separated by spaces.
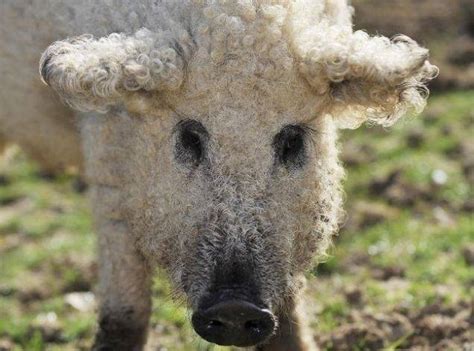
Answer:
xmin=0 ymin=0 xmax=437 ymax=349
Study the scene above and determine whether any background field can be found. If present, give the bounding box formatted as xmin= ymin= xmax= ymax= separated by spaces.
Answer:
xmin=0 ymin=1 xmax=473 ymax=350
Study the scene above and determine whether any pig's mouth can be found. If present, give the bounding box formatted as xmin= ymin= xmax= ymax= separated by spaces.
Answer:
xmin=191 ymin=289 xmax=277 ymax=347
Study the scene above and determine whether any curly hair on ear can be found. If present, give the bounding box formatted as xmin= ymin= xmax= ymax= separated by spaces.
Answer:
xmin=291 ymin=0 xmax=439 ymax=129
xmin=40 ymin=28 xmax=190 ymax=112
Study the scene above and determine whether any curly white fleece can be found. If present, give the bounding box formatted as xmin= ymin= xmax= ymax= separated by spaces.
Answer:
xmin=290 ymin=0 xmax=438 ymax=128
xmin=40 ymin=29 xmax=189 ymax=112
xmin=1 ymin=3 xmax=439 ymax=341
xmin=34 ymin=0 xmax=438 ymax=308
xmin=39 ymin=0 xmax=438 ymax=127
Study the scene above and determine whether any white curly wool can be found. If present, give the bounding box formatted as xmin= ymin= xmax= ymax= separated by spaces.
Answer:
xmin=0 ymin=2 xmax=437 ymax=347
xmin=34 ymin=0 xmax=438 ymax=128
xmin=40 ymin=30 xmax=187 ymax=112
xmin=290 ymin=1 xmax=438 ymax=128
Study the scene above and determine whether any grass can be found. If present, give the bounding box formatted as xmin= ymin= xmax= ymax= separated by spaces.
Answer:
xmin=0 ymin=90 xmax=472 ymax=350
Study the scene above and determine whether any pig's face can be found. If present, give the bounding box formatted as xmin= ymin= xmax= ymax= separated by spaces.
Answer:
xmin=41 ymin=2 xmax=435 ymax=346
xmin=40 ymin=16 xmax=343 ymax=346
xmin=122 ymin=52 xmax=344 ymax=346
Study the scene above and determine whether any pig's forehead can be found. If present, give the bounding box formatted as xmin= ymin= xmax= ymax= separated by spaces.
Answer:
xmin=162 ymin=94 xmax=324 ymax=142
xmin=158 ymin=1 xmax=329 ymax=131
xmin=161 ymin=63 xmax=328 ymax=135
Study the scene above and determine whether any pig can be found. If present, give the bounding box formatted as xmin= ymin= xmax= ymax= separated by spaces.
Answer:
xmin=0 ymin=0 xmax=437 ymax=349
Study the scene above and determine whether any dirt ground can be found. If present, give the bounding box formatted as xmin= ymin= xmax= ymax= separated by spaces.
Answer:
xmin=313 ymin=271 xmax=473 ymax=350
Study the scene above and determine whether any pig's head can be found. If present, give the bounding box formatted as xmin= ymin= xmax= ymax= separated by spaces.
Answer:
xmin=40 ymin=1 xmax=437 ymax=347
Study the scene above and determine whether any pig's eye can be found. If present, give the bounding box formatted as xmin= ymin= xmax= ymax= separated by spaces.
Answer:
xmin=175 ymin=119 xmax=208 ymax=166
xmin=273 ymin=125 xmax=307 ymax=170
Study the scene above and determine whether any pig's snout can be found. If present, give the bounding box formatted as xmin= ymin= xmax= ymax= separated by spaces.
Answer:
xmin=192 ymin=299 xmax=276 ymax=347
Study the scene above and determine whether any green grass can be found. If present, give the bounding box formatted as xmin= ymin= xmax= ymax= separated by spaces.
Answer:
xmin=0 ymin=91 xmax=472 ymax=349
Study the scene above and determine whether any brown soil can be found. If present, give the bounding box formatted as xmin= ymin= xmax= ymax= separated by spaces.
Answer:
xmin=316 ymin=300 xmax=473 ymax=350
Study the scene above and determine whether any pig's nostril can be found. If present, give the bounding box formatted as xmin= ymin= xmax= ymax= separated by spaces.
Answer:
xmin=244 ymin=319 xmax=263 ymax=332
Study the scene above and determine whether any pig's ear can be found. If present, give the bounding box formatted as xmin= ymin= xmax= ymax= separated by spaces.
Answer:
xmin=295 ymin=23 xmax=438 ymax=129
xmin=40 ymin=28 xmax=191 ymax=113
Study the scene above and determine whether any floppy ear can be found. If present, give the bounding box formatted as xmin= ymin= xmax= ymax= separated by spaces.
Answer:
xmin=40 ymin=28 xmax=190 ymax=113
xmin=294 ymin=12 xmax=438 ymax=128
